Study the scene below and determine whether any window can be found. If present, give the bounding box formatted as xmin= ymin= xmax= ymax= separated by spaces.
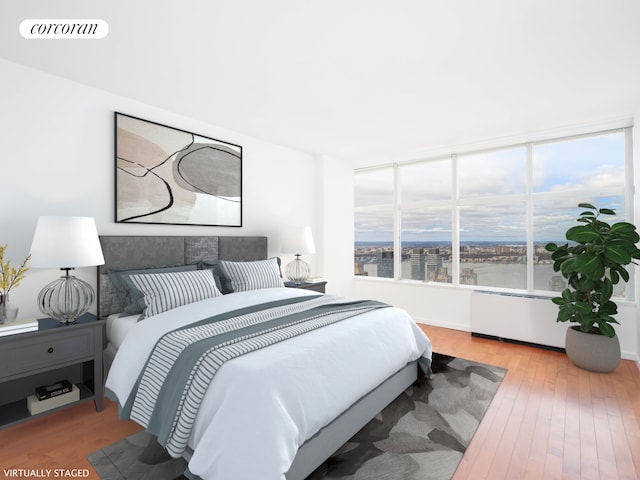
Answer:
xmin=354 ymin=128 xmax=633 ymax=298
xmin=458 ymin=147 xmax=527 ymax=198
xmin=399 ymin=160 xmax=452 ymax=283
xmin=459 ymin=202 xmax=527 ymax=289
xmin=457 ymin=147 xmax=527 ymax=289
xmin=354 ymin=167 xmax=395 ymax=278
xmin=531 ymin=131 xmax=627 ymax=295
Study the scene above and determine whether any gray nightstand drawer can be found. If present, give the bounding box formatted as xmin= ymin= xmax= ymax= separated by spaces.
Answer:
xmin=0 ymin=328 xmax=95 ymax=379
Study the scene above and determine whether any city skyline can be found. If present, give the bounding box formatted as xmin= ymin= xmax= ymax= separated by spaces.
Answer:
xmin=354 ymin=243 xmax=567 ymax=291
xmin=354 ymin=242 xmax=628 ymax=297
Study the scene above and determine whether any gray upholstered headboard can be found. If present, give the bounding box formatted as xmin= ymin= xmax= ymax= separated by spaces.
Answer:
xmin=97 ymin=235 xmax=268 ymax=318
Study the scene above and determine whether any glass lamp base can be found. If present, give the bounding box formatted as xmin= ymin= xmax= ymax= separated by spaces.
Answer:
xmin=285 ymin=256 xmax=311 ymax=284
xmin=37 ymin=273 xmax=94 ymax=324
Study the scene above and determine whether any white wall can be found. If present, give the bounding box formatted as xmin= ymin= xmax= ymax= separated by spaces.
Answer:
xmin=351 ymin=278 xmax=472 ymax=330
xmin=634 ymin=114 xmax=640 ymax=365
xmin=315 ymin=154 xmax=356 ymax=295
xmin=0 ymin=59 xmax=319 ymax=320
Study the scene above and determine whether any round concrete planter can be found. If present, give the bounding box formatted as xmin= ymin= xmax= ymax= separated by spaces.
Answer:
xmin=565 ymin=326 xmax=621 ymax=373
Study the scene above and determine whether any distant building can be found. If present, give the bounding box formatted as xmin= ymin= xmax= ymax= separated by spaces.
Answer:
xmin=410 ymin=248 xmax=426 ymax=281
xmin=376 ymin=251 xmax=394 ymax=278
xmin=549 ymin=275 xmax=565 ymax=292
xmin=425 ymin=248 xmax=443 ymax=281
xmin=354 ymin=262 xmax=368 ymax=276
xmin=460 ymin=267 xmax=478 ymax=286
xmin=436 ymin=266 xmax=452 ymax=283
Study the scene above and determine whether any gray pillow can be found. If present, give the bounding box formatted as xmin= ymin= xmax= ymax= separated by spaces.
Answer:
xmin=108 ymin=264 xmax=198 ymax=314
xmin=198 ymin=261 xmax=232 ymax=294
xmin=217 ymin=258 xmax=284 ymax=292
xmin=130 ymin=269 xmax=222 ymax=318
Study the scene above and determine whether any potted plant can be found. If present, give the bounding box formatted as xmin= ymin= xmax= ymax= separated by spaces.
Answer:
xmin=0 ymin=244 xmax=30 ymax=324
xmin=545 ymin=203 xmax=640 ymax=372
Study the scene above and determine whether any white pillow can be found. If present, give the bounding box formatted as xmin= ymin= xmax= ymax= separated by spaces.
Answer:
xmin=129 ymin=269 xmax=222 ymax=318
xmin=218 ymin=258 xmax=284 ymax=292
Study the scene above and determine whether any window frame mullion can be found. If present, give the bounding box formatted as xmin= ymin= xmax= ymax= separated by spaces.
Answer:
xmin=526 ymin=143 xmax=534 ymax=292
xmin=451 ymin=154 xmax=460 ymax=287
xmin=393 ymin=163 xmax=401 ymax=280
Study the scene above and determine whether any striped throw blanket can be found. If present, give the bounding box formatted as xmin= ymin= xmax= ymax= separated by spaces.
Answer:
xmin=121 ymin=294 xmax=389 ymax=457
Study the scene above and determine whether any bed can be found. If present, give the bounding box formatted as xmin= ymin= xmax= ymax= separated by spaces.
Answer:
xmin=100 ymin=235 xmax=432 ymax=480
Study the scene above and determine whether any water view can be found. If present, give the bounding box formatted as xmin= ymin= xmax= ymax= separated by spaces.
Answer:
xmin=354 ymin=242 xmax=627 ymax=296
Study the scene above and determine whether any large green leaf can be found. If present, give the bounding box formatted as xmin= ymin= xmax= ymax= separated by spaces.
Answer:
xmin=609 ymin=269 xmax=620 ymax=284
xmin=605 ymin=243 xmax=632 ymax=264
xmin=566 ymin=225 xmax=601 ymax=243
xmin=578 ymin=202 xmax=596 ymax=210
xmin=598 ymin=300 xmax=618 ymax=315
xmin=575 ymin=275 xmax=594 ymax=291
xmin=574 ymin=301 xmax=592 ymax=314
xmin=578 ymin=211 xmax=596 ymax=218
xmin=557 ymin=306 xmax=574 ymax=323
xmin=614 ymin=230 xmax=640 ymax=245
xmin=599 ymin=278 xmax=613 ymax=304
xmin=598 ymin=321 xmax=616 ymax=338
xmin=610 ymin=222 xmax=637 ymax=233
xmin=572 ymin=252 xmax=604 ymax=278
xmin=561 ymin=288 xmax=573 ymax=299
xmin=613 ymin=265 xmax=630 ymax=283
xmin=559 ymin=257 xmax=577 ymax=275
xmin=551 ymin=248 xmax=568 ymax=261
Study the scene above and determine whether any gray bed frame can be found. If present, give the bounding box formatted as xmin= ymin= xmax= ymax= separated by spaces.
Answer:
xmin=97 ymin=235 xmax=418 ymax=480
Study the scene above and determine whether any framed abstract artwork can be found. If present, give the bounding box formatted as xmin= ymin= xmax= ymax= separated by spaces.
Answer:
xmin=114 ymin=112 xmax=242 ymax=227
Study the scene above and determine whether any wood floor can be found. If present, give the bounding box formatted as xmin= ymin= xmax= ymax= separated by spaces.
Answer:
xmin=0 ymin=325 xmax=638 ymax=479
xmin=421 ymin=325 xmax=640 ymax=480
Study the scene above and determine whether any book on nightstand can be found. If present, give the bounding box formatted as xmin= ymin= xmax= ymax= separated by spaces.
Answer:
xmin=27 ymin=384 xmax=80 ymax=415
xmin=0 ymin=318 xmax=38 ymax=337
xmin=306 ymin=277 xmax=326 ymax=284
xmin=35 ymin=379 xmax=73 ymax=400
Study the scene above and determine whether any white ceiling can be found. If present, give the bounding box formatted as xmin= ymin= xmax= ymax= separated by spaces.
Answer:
xmin=2 ymin=1 xmax=640 ymax=163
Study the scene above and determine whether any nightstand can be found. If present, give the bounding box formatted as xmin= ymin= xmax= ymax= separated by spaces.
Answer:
xmin=0 ymin=313 xmax=105 ymax=429
xmin=284 ymin=281 xmax=327 ymax=293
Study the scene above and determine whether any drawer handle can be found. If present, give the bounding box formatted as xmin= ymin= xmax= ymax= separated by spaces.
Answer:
xmin=47 ymin=347 xmax=54 ymax=354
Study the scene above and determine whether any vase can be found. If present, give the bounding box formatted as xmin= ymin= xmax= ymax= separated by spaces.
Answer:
xmin=565 ymin=326 xmax=621 ymax=373
xmin=0 ymin=294 xmax=19 ymax=324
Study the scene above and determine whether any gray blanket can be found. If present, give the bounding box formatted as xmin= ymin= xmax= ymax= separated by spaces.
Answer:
xmin=121 ymin=294 xmax=389 ymax=457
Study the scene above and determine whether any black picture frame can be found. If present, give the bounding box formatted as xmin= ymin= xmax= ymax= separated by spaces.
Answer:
xmin=114 ymin=112 xmax=242 ymax=227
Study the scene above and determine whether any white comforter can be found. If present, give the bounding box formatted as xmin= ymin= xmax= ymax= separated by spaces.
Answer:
xmin=106 ymin=288 xmax=432 ymax=480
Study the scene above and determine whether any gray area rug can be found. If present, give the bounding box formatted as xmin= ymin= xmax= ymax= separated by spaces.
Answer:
xmin=88 ymin=353 xmax=506 ymax=480
xmin=87 ymin=430 xmax=188 ymax=480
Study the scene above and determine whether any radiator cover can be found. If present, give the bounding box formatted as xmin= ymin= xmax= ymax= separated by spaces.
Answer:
xmin=470 ymin=291 xmax=567 ymax=349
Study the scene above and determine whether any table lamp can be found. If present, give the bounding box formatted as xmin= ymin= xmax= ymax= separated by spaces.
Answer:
xmin=29 ymin=216 xmax=105 ymax=323
xmin=281 ymin=226 xmax=316 ymax=284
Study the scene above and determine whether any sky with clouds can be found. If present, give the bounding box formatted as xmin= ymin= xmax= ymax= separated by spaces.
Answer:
xmin=355 ymin=131 xmax=626 ymax=243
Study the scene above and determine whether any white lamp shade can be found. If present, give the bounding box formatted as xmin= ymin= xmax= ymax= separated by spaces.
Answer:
xmin=281 ymin=226 xmax=316 ymax=255
xmin=29 ymin=216 xmax=105 ymax=268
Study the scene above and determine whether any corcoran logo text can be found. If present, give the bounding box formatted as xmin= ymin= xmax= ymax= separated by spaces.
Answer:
xmin=20 ymin=19 xmax=109 ymax=39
